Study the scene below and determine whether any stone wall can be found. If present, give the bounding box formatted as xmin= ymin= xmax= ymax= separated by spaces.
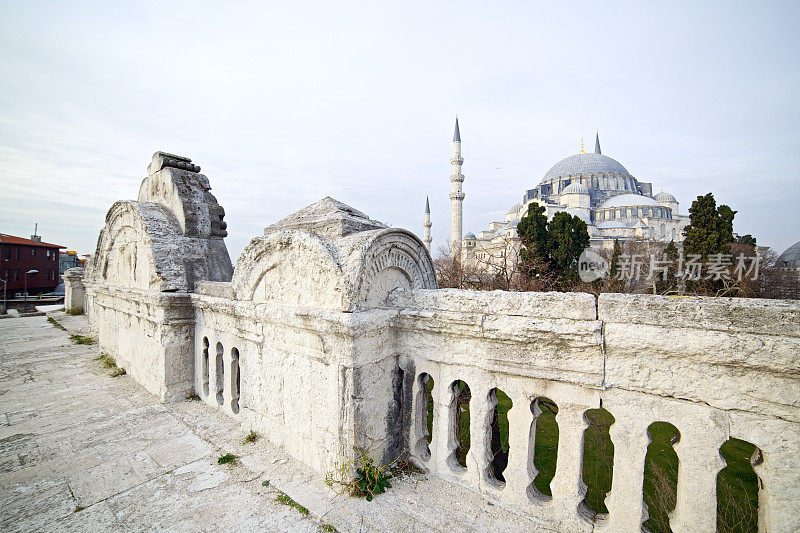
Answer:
xmin=81 ymin=152 xmax=800 ymax=531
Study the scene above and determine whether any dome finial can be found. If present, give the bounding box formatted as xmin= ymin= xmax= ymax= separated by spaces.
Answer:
xmin=594 ymin=130 xmax=601 ymax=154
xmin=579 ymin=138 xmax=586 ymax=154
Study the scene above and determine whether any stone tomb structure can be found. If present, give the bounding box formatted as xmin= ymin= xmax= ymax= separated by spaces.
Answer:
xmin=77 ymin=152 xmax=800 ymax=532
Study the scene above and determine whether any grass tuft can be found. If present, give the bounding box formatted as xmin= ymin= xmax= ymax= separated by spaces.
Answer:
xmin=217 ymin=453 xmax=238 ymax=465
xmin=243 ymin=430 xmax=258 ymax=444
xmin=320 ymin=525 xmax=337 ymax=532
xmin=47 ymin=316 xmax=67 ymax=330
xmin=261 ymin=480 xmax=270 ymax=487
xmin=70 ymin=334 xmax=96 ymax=345
xmin=110 ymin=367 xmax=126 ymax=377
xmin=275 ymin=491 xmax=309 ymax=515
xmin=186 ymin=392 xmax=200 ymax=401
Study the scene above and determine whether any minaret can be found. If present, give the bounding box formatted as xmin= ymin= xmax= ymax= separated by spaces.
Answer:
xmin=450 ymin=116 xmax=465 ymax=258
xmin=594 ymin=131 xmax=601 ymax=154
xmin=423 ymin=196 xmax=432 ymax=251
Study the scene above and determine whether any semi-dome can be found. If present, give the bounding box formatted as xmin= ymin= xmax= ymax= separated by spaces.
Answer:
xmin=542 ymin=153 xmax=631 ymax=183
xmin=654 ymin=191 xmax=677 ymax=203
xmin=562 ymin=182 xmax=589 ymax=195
xmin=464 ymin=232 xmax=477 ymax=240
xmin=777 ymin=241 xmax=800 ymax=269
xmin=599 ymin=193 xmax=661 ymax=209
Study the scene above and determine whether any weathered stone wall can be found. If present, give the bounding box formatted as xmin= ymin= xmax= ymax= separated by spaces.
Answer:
xmin=392 ymin=289 xmax=800 ymax=532
xmin=81 ymin=152 xmax=799 ymax=531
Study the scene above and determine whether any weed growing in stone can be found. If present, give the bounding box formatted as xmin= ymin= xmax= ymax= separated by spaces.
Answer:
xmin=110 ymin=367 xmax=126 ymax=377
xmin=47 ymin=317 xmax=67 ymax=331
xmin=186 ymin=392 xmax=200 ymax=401
xmin=217 ymin=453 xmax=238 ymax=465
xmin=243 ymin=430 xmax=258 ymax=444
xmin=65 ymin=308 xmax=83 ymax=315
xmin=74 ymin=506 xmax=85 ymax=513
xmin=325 ymin=449 xmax=394 ymax=502
xmin=70 ymin=334 xmax=96 ymax=345
xmin=95 ymin=354 xmax=116 ymax=369
xmin=320 ymin=525 xmax=337 ymax=532
xmin=275 ymin=491 xmax=309 ymax=515
xmin=261 ymin=480 xmax=270 ymax=487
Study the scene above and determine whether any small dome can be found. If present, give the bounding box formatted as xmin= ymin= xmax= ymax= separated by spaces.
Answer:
xmin=654 ymin=191 xmax=677 ymax=203
xmin=562 ymin=182 xmax=589 ymax=195
xmin=599 ymin=193 xmax=661 ymax=209
xmin=507 ymin=203 xmax=522 ymax=214
xmin=777 ymin=241 xmax=800 ymax=268
xmin=464 ymin=232 xmax=476 ymax=240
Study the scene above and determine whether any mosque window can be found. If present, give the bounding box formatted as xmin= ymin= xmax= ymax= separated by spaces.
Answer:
xmin=650 ymin=227 xmax=655 ymax=238
xmin=616 ymin=210 xmax=622 ymax=219
xmin=638 ymin=208 xmax=643 ymax=218
xmin=671 ymin=228 xmax=676 ymax=240
xmin=660 ymin=224 xmax=666 ymax=237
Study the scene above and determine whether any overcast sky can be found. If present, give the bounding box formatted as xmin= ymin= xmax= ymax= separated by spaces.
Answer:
xmin=1 ymin=1 xmax=798 ymax=261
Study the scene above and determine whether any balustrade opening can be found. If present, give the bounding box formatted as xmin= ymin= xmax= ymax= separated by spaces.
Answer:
xmin=642 ymin=422 xmax=680 ymax=533
xmin=488 ymin=388 xmax=511 ymax=484
xmin=415 ymin=373 xmax=435 ymax=460
xmin=449 ymin=380 xmax=471 ymax=469
xmin=717 ymin=438 xmax=760 ymax=533
xmin=531 ymin=397 xmax=559 ymax=500
xmin=230 ymin=347 xmax=240 ymax=414
xmin=215 ymin=342 xmax=224 ymax=405
xmin=201 ymin=337 xmax=209 ymax=396
xmin=580 ymin=407 xmax=615 ymax=519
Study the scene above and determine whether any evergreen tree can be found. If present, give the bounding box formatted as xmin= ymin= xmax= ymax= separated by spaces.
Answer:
xmin=517 ymin=203 xmax=590 ymax=284
xmin=683 ymin=193 xmax=737 ymax=259
xmin=735 ymin=234 xmax=757 ymax=247
xmin=609 ymin=239 xmax=622 ymax=280
xmin=547 ymin=211 xmax=590 ymax=280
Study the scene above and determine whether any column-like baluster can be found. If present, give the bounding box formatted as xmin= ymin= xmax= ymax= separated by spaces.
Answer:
xmin=671 ymin=427 xmax=726 ymax=532
xmin=502 ymin=392 xmax=533 ymax=506
xmin=434 ymin=374 xmax=455 ymax=474
xmin=467 ymin=384 xmax=492 ymax=490
xmin=549 ymin=403 xmax=591 ymax=530
xmin=597 ymin=415 xmax=649 ymax=531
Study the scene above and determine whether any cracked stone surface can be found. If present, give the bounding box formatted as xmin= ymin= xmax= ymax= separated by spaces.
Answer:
xmin=0 ymin=314 xmax=560 ymax=532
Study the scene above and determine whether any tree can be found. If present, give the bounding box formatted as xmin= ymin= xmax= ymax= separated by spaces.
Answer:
xmin=735 ymin=234 xmax=757 ymax=247
xmin=682 ymin=193 xmax=737 ymax=259
xmin=517 ymin=203 xmax=590 ymax=287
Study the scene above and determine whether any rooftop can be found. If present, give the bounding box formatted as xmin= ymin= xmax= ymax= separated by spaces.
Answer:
xmin=0 ymin=233 xmax=64 ymax=248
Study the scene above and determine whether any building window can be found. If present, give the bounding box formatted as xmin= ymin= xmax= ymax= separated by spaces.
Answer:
xmin=13 ymin=270 xmax=19 ymax=281
xmin=15 ymin=248 xmax=19 ymax=260
xmin=31 ymin=248 xmax=35 ymax=256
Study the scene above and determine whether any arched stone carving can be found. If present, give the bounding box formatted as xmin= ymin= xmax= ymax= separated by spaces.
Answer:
xmin=349 ymin=229 xmax=437 ymax=310
xmin=92 ymin=201 xmax=187 ymax=291
xmin=231 ymin=230 xmax=347 ymax=308
xmin=229 ymin=200 xmax=437 ymax=311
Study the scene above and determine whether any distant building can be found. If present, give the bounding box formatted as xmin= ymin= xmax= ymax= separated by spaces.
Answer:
xmin=60 ymin=250 xmax=86 ymax=274
xmin=0 ymin=233 xmax=64 ymax=296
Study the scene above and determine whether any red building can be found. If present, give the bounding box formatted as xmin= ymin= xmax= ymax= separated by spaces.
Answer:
xmin=1 ymin=233 xmax=64 ymax=296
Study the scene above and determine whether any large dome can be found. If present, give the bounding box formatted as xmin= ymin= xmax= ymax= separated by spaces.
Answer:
xmin=542 ymin=153 xmax=631 ymax=183
xmin=777 ymin=241 xmax=800 ymax=269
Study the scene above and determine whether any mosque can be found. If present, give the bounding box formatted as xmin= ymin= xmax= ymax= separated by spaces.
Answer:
xmin=422 ymin=117 xmax=690 ymax=266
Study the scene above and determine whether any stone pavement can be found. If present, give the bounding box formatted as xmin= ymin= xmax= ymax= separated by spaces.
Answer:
xmin=0 ymin=313 xmax=553 ymax=532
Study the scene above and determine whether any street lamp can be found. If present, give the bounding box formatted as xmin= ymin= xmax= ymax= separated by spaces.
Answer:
xmin=0 ymin=276 xmax=6 ymax=315
xmin=24 ymin=269 xmax=38 ymax=314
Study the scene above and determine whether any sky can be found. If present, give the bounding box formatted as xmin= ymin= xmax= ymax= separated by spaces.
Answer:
xmin=1 ymin=1 xmax=799 ymax=261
